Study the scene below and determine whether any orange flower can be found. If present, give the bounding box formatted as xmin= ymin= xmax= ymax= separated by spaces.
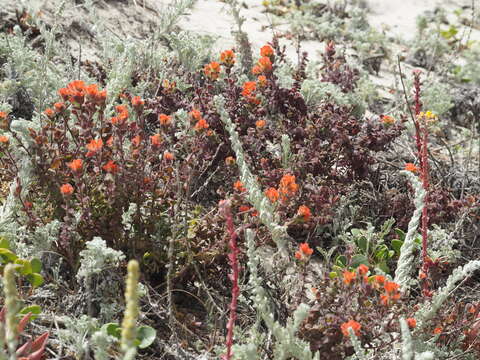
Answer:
xmin=66 ymin=80 xmax=86 ymax=104
xmin=44 ymin=108 xmax=55 ymax=118
xmin=242 ymin=81 xmax=257 ymax=97
xmin=239 ymin=205 xmax=250 ymax=213
xmin=343 ymin=270 xmax=356 ymax=285
xmin=384 ymin=281 xmax=400 ymax=294
xmin=159 ymin=113 xmax=172 ymax=125
xmin=194 ymin=118 xmax=209 ymax=131
xmin=258 ymin=56 xmax=272 ymax=72
xmin=381 ymin=115 xmax=395 ymax=125
xmin=67 ymin=80 xmax=86 ymax=92
xmin=265 ymin=187 xmax=279 ymax=202
xmin=256 ymin=119 xmax=266 ymax=129
xmin=60 ymin=183 xmax=74 ymax=196
xmin=204 ymin=61 xmax=221 ymax=80
xmin=86 ymin=138 xmax=103 ymax=153
xmin=297 ymin=205 xmax=311 ymax=221
xmin=220 ymin=49 xmax=235 ymax=66
xmin=225 ymin=156 xmax=236 ymax=166
xmin=374 ymin=275 xmax=386 ymax=284
xmin=260 ymin=45 xmax=274 ymax=57
xmin=380 ymin=294 xmax=390 ymax=306
xmin=0 ymin=135 xmax=9 ymax=144
xmin=189 ymin=109 xmax=202 ymax=121
xmin=300 ymin=243 xmax=313 ymax=256
xmin=406 ymin=318 xmax=416 ymax=329
xmin=58 ymin=87 xmax=72 ymax=101
xmin=279 ymin=173 xmax=299 ymax=200
xmin=54 ymin=102 xmax=66 ymax=112
xmin=131 ymin=96 xmax=144 ymax=108
xmin=433 ymin=327 xmax=442 ymax=335
xmin=0 ymin=111 xmax=7 ymax=119
xmin=405 ymin=163 xmax=418 ymax=173
xmin=150 ymin=134 xmax=162 ymax=147
xmin=233 ymin=180 xmax=246 ymax=192
xmin=341 ymin=320 xmax=361 ymax=337
xmin=357 ymin=264 xmax=369 ymax=276
xmin=85 ymin=84 xmax=99 ymax=99
xmin=251 ymin=65 xmax=262 ymax=75
xmin=163 ymin=151 xmax=174 ymax=161
xmin=257 ymin=75 xmax=267 ymax=87
xmin=115 ymin=104 xmax=128 ymax=114
xmin=102 ymin=160 xmax=119 ymax=173
xmin=67 ymin=159 xmax=83 ymax=173
xmin=131 ymin=135 xmax=141 ymax=147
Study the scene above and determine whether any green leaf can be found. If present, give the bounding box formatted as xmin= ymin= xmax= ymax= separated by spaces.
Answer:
xmin=377 ymin=261 xmax=390 ymax=273
xmin=356 ymin=236 xmax=368 ymax=253
xmin=26 ymin=273 xmax=44 ymax=288
xmin=0 ymin=248 xmax=17 ymax=263
xmin=350 ymin=254 xmax=369 ymax=268
xmin=329 ymin=271 xmax=338 ymax=279
xmin=391 ymin=239 xmax=403 ymax=255
xmin=388 ymin=250 xmax=395 ymax=258
xmin=102 ymin=323 xmax=122 ymax=339
xmin=394 ymin=229 xmax=405 ymax=241
xmin=335 ymin=255 xmax=347 ymax=268
xmin=350 ymin=228 xmax=362 ymax=238
xmin=0 ymin=237 xmax=10 ymax=249
xmin=30 ymin=258 xmax=42 ymax=273
xmin=19 ymin=305 xmax=42 ymax=320
xmin=136 ymin=326 xmax=156 ymax=349
xmin=15 ymin=259 xmax=32 ymax=275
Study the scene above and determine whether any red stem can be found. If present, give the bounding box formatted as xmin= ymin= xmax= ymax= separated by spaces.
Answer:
xmin=219 ymin=200 xmax=240 ymax=360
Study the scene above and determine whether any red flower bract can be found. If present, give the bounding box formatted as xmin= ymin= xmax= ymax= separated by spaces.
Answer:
xmin=341 ymin=320 xmax=361 ymax=337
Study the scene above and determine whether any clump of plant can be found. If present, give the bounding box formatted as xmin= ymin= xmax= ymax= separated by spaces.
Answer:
xmin=0 ymin=81 xmax=177 ymax=271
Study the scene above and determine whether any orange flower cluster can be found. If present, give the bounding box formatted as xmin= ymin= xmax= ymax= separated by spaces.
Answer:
xmin=204 ymin=61 xmax=221 ymax=81
xmin=257 ymin=75 xmax=267 ymax=87
xmin=60 ymin=183 xmax=74 ymax=196
xmin=260 ymin=45 xmax=274 ymax=57
xmin=380 ymin=281 xmax=401 ymax=306
xmin=294 ymin=242 xmax=313 ymax=261
xmin=264 ymin=173 xmax=299 ymax=204
xmin=189 ymin=108 xmax=209 ymax=131
xmin=241 ymin=81 xmax=260 ymax=105
xmin=341 ymin=320 xmax=361 ymax=337
xmin=158 ymin=113 xmax=172 ymax=126
xmin=0 ymin=135 xmax=9 ymax=144
xmin=220 ymin=49 xmax=235 ymax=67
xmin=58 ymin=80 xmax=106 ymax=106
xmin=255 ymin=119 xmax=266 ymax=129
xmin=380 ymin=115 xmax=395 ymax=125
xmin=86 ymin=138 xmax=103 ymax=157
xmin=252 ymin=45 xmax=274 ymax=75
xmin=150 ymin=134 xmax=162 ymax=147
xmin=44 ymin=108 xmax=55 ymax=118
xmin=406 ymin=318 xmax=416 ymax=329
xmin=163 ymin=151 xmax=174 ymax=161
xmin=405 ymin=163 xmax=418 ymax=173
xmin=102 ymin=160 xmax=119 ymax=174
xmin=343 ymin=270 xmax=356 ymax=285
xmin=265 ymin=187 xmax=279 ymax=202
xmin=297 ymin=205 xmax=311 ymax=222
xmin=279 ymin=173 xmax=299 ymax=201
xmin=131 ymin=96 xmax=144 ymax=109
xmin=111 ymin=105 xmax=129 ymax=126
xmin=67 ymin=159 xmax=83 ymax=173
xmin=54 ymin=102 xmax=66 ymax=113
xmin=233 ymin=180 xmax=246 ymax=192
